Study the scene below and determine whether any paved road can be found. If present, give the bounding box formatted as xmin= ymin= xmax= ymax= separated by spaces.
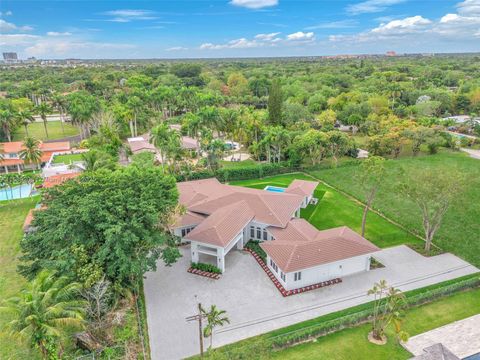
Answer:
xmin=461 ymin=148 xmax=480 ymax=159
xmin=144 ymin=246 xmax=478 ymax=360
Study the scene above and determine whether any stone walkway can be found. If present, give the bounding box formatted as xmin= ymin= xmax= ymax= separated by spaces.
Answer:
xmin=461 ymin=148 xmax=480 ymax=159
xmin=404 ymin=314 xmax=480 ymax=358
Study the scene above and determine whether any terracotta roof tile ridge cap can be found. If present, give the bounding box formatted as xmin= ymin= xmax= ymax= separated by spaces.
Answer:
xmin=259 ymin=194 xmax=285 ymax=226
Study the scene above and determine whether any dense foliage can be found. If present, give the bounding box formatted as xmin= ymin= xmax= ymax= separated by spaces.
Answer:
xmin=19 ymin=166 xmax=180 ymax=289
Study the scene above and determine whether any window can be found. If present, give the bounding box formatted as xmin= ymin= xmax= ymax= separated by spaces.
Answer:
xmin=270 ymin=259 xmax=278 ymax=272
xmin=250 ymin=226 xmax=255 ymax=238
xmin=263 ymin=229 xmax=268 ymax=241
xmin=281 ymin=272 xmax=286 ymax=281
xmin=8 ymin=153 xmax=17 ymax=158
xmin=181 ymin=228 xmax=186 ymax=237
xmin=294 ymin=272 xmax=302 ymax=281
xmin=256 ymin=227 xmax=261 ymax=239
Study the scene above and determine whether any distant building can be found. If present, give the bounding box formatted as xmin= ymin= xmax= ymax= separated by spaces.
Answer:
xmin=386 ymin=51 xmax=397 ymax=57
xmin=2 ymin=52 xmax=18 ymax=63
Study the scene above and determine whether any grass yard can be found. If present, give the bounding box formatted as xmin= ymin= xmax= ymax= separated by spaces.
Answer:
xmin=52 ymin=152 xmax=84 ymax=164
xmin=272 ymin=287 xmax=480 ymax=359
xmin=309 ymin=151 xmax=480 ymax=268
xmin=220 ymin=159 xmax=258 ymax=168
xmin=0 ymin=197 xmax=40 ymax=360
xmin=230 ymin=173 xmax=421 ymax=248
xmin=13 ymin=121 xmax=79 ymax=141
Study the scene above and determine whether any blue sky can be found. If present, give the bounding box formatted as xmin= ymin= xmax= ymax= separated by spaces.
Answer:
xmin=1 ymin=0 xmax=479 ymax=59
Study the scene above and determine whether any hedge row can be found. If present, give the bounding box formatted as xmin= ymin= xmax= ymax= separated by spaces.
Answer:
xmin=174 ymin=162 xmax=297 ymax=183
xmin=269 ymin=276 xmax=480 ymax=348
xmin=190 ymin=262 xmax=222 ymax=274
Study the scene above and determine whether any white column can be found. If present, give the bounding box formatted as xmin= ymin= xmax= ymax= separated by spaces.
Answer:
xmin=17 ymin=164 xmax=21 ymax=173
xmin=216 ymin=247 xmax=225 ymax=273
xmin=236 ymin=233 xmax=244 ymax=250
xmin=4 ymin=166 xmax=8 ymax=174
xmin=191 ymin=242 xmax=199 ymax=263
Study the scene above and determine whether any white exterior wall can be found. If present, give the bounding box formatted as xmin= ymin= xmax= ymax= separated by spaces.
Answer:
xmin=247 ymin=221 xmax=274 ymax=242
xmin=270 ymin=254 xmax=373 ymax=291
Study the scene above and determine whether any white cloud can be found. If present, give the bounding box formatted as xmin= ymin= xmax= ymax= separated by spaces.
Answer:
xmin=305 ymin=20 xmax=357 ymax=30
xmin=166 ymin=46 xmax=188 ymax=51
xmin=230 ymin=0 xmax=278 ymax=9
xmin=0 ymin=10 xmax=13 ymax=16
xmin=0 ymin=34 xmax=40 ymax=46
xmin=24 ymin=40 xmax=135 ymax=57
xmin=47 ymin=31 xmax=72 ymax=36
xmin=457 ymin=0 xmax=480 ymax=15
xmin=346 ymin=0 xmax=406 ymax=15
xmin=199 ymin=30 xmax=314 ymax=50
xmin=254 ymin=32 xmax=280 ymax=40
xmin=0 ymin=19 xmax=33 ymax=32
xmin=371 ymin=15 xmax=431 ymax=35
xmin=286 ymin=31 xmax=315 ymax=41
xmin=102 ymin=9 xmax=157 ymax=22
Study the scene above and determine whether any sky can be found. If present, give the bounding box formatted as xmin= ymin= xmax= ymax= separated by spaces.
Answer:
xmin=0 ymin=0 xmax=479 ymax=59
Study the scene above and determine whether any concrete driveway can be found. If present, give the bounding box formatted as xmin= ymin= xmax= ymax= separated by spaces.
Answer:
xmin=143 ymin=245 xmax=478 ymax=360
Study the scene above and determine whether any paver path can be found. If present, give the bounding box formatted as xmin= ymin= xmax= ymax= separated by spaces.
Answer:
xmin=461 ymin=148 xmax=480 ymax=159
xmin=144 ymin=245 xmax=478 ymax=360
xmin=404 ymin=314 xmax=480 ymax=358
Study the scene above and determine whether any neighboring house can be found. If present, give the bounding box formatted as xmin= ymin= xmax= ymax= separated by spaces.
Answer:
xmin=0 ymin=141 xmax=70 ymax=174
xmin=172 ymin=178 xmax=379 ymax=291
xmin=127 ymin=132 xmax=199 ymax=157
xmin=42 ymin=172 xmax=81 ymax=189
xmin=410 ymin=344 xmax=460 ymax=360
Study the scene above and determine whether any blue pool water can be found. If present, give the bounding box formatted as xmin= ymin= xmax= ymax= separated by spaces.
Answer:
xmin=464 ymin=353 xmax=480 ymax=360
xmin=0 ymin=183 xmax=33 ymax=201
xmin=264 ymin=185 xmax=286 ymax=193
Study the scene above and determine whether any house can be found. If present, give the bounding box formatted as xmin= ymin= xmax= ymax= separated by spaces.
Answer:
xmin=261 ymin=220 xmax=379 ymax=291
xmin=127 ymin=133 xmax=199 ymax=157
xmin=0 ymin=141 xmax=71 ymax=174
xmin=172 ymin=178 xmax=379 ymax=290
xmin=42 ymin=172 xmax=81 ymax=188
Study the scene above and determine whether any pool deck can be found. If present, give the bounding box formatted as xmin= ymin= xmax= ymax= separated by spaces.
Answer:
xmin=403 ymin=314 xmax=480 ymax=358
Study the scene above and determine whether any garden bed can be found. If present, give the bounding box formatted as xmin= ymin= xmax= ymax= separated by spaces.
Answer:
xmin=187 ymin=262 xmax=222 ymax=280
xmin=244 ymin=247 xmax=342 ymax=297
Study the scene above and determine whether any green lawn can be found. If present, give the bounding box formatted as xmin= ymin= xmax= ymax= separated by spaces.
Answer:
xmin=220 ymin=159 xmax=258 ymax=168
xmin=309 ymin=151 xmax=480 ymax=267
xmin=52 ymin=153 xmax=84 ymax=164
xmin=13 ymin=121 xmax=79 ymax=141
xmin=230 ymin=173 xmax=421 ymax=248
xmin=272 ymin=287 xmax=480 ymax=359
xmin=0 ymin=197 xmax=40 ymax=360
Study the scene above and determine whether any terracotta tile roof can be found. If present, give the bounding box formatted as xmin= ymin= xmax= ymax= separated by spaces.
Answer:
xmin=285 ymin=179 xmax=319 ymax=197
xmin=0 ymin=158 xmax=24 ymax=166
xmin=177 ymin=178 xmax=231 ymax=207
xmin=261 ymin=219 xmax=379 ymax=272
xmin=127 ymin=137 xmax=156 ymax=153
xmin=185 ymin=200 xmax=254 ymax=247
xmin=43 ymin=172 xmax=81 ymax=188
xmin=185 ymin=183 xmax=305 ymax=228
xmin=39 ymin=142 xmax=70 ymax=152
xmin=23 ymin=205 xmax=47 ymax=231
xmin=181 ymin=136 xmax=198 ymax=150
xmin=174 ymin=211 xmax=207 ymax=228
xmin=1 ymin=141 xmax=23 ymax=153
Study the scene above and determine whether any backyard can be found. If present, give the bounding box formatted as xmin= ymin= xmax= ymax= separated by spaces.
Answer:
xmin=308 ymin=151 xmax=480 ymax=268
xmin=0 ymin=197 xmax=40 ymax=360
xmin=12 ymin=121 xmax=79 ymax=141
xmin=52 ymin=152 xmax=84 ymax=164
xmin=230 ymin=173 xmax=421 ymax=249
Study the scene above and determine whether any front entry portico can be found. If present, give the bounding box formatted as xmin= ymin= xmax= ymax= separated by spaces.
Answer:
xmin=190 ymin=229 xmax=245 ymax=273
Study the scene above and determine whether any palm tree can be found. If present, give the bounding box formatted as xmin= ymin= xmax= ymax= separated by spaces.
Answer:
xmin=150 ymin=123 xmax=173 ymax=170
xmin=0 ymin=271 xmax=86 ymax=359
xmin=201 ymin=305 xmax=230 ymax=349
xmin=17 ymin=109 xmax=35 ymax=137
xmin=35 ymin=102 xmax=53 ymax=139
xmin=19 ymin=137 xmax=42 ymax=170
xmin=81 ymin=150 xmax=114 ymax=172
xmin=0 ymin=109 xmax=17 ymax=142
xmin=51 ymin=94 xmax=67 ymax=135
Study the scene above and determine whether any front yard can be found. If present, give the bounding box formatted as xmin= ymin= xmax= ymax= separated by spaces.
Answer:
xmin=272 ymin=286 xmax=480 ymax=360
xmin=12 ymin=121 xmax=79 ymax=141
xmin=230 ymin=173 xmax=421 ymax=249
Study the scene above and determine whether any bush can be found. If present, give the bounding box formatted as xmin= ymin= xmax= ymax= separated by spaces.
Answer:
xmin=244 ymin=240 xmax=267 ymax=263
xmin=190 ymin=262 xmax=221 ymax=274
xmin=215 ymin=162 xmax=296 ymax=182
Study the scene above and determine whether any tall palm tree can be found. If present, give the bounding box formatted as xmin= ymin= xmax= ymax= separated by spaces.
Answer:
xmin=0 ymin=109 xmax=17 ymax=142
xmin=201 ymin=305 xmax=230 ymax=349
xmin=81 ymin=150 xmax=114 ymax=172
xmin=51 ymin=94 xmax=67 ymax=135
xmin=0 ymin=271 xmax=86 ymax=359
xmin=19 ymin=137 xmax=42 ymax=170
xmin=17 ymin=109 xmax=35 ymax=137
xmin=35 ymin=102 xmax=53 ymax=139
xmin=150 ymin=123 xmax=172 ymax=170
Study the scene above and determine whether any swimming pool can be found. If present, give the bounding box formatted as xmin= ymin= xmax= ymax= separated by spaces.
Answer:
xmin=0 ymin=183 xmax=34 ymax=201
xmin=264 ymin=185 xmax=286 ymax=193
xmin=464 ymin=353 xmax=480 ymax=360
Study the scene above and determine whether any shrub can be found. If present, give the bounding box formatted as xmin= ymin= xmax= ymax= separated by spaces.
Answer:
xmin=191 ymin=262 xmax=222 ymax=274
xmin=244 ymin=240 xmax=267 ymax=263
